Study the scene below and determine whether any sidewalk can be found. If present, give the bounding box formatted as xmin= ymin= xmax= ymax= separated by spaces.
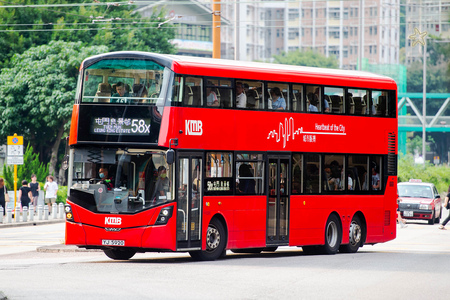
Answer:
xmin=0 ymin=217 xmax=100 ymax=253
xmin=37 ymin=243 xmax=101 ymax=253
xmin=0 ymin=217 xmax=65 ymax=228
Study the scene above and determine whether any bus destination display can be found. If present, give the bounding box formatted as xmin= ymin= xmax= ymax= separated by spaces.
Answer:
xmin=91 ymin=117 xmax=151 ymax=136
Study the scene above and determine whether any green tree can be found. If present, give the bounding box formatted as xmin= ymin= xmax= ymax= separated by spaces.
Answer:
xmin=398 ymin=154 xmax=449 ymax=194
xmin=407 ymin=38 xmax=450 ymax=94
xmin=273 ymin=50 xmax=339 ymax=69
xmin=2 ymin=143 xmax=49 ymax=190
xmin=0 ymin=1 xmax=176 ymax=68
xmin=0 ymin=41 xmax=107 ymax=174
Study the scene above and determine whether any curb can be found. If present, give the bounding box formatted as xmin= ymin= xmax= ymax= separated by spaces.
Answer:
xmin=37 ymin=244 xmax=101 ymax=253
xmin=0 ymin=219 xmax=65 ymax=228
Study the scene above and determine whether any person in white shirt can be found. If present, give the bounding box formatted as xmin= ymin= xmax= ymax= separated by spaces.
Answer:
xmin=44 ymin=175 xmax=58 ymax=214
xmin=236 ymin=82 xmax=247 ymax=108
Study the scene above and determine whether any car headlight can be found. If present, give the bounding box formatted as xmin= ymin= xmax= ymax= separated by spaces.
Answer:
xmin=419 ymin=204 xmax=432 ymax=210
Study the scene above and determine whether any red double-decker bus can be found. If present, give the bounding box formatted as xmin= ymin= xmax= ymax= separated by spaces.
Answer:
xmin=65 ymin=51 xmax=398 ymax=260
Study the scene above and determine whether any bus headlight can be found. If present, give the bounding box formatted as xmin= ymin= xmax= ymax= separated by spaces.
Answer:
xmin=65 ymin=204 xmax=74 ymax=221
xmin=155 ymin=206 xmax=173 ymax=225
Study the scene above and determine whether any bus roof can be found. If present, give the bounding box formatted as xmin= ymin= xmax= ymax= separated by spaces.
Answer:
xmin=82 ymin=51 xmax=397 ymax=90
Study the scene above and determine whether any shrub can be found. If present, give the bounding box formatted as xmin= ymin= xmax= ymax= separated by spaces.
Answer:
xmin=56 ymin=186 xmax=68 ymax=204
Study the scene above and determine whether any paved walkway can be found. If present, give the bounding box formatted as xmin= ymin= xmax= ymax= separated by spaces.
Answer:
xmin=0 ymin=217 xmax=94 ymax=253
xmin=0 ymin=217 xmax=65 ymax=228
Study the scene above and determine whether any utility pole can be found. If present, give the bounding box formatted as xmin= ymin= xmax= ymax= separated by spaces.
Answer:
xmin=212 ymin=0 xmax=221 ymax=59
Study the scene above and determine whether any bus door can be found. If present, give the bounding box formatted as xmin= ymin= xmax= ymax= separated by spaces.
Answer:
xmin=267 ymin=155 xmax=290 ymax=245
xmin=176 ymin=153 xmax=202 ymax=250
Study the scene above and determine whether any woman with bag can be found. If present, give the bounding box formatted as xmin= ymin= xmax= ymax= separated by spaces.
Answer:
xmin=438 ymin=185 xmax=450 ymax=230
xmin=0 ymin=178 xmax=9 ymax=215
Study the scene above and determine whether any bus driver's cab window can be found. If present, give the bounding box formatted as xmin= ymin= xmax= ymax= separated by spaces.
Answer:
xmin=70 ymin=148 xmax=173 ymax=213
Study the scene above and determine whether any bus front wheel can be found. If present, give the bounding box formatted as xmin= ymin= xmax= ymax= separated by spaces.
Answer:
xmin=189 ymin=218 xmax=227 ymax=261
xmin=103 ymin=248 xmax=136 ymax=260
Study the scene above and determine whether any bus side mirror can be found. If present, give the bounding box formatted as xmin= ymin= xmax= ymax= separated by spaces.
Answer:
xmin=166 ymin=149 xmax=175 ymax=165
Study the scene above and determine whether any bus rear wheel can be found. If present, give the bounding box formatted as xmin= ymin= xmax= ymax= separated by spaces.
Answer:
xmin=189 ymin=218 xmax=226 ymax=261
xmin=340 ymin=215 xmax=363 ymax=253
xmin=103 ymin=248 xmax=136 ymax=260
xmin=320 ymin=214 xmax=342 ymax=254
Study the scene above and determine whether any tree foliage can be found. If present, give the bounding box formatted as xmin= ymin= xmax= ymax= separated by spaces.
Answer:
xmin=273 ymin=50 xmax=339 ymax=69
xmin=0 ymin=41 xmax=108 ymax=166
xmin=407 ymin=38 xmax=450 ymax=94
xmin=398 ymin=154 xmax=449 ymax=194
xmin=2 ymin=143 xmax=49 ymax=190
xmin=0 ymin=1 xmax=176 ymax=68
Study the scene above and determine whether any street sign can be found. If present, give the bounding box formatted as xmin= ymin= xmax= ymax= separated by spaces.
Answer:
xmin=7 ymin=134 xmax=24 ymax=165
xmin=7 ymin=156 xmax=24 ymax=165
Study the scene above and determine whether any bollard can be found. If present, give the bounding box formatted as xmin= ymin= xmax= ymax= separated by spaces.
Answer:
xmin=22 ymin=206 xmax=28 ymax=222
xmin=0 ymin=206 xmax=3 ymax=223
xmin=29 ymin=204 xmax=34 ymax=222
xmin=15 ymin=204 xmax=21 ymax=222
xmin=44 ymin=205 xmax=49 ymax=220
xmin=58 ymin=203 xmax=64 ymax=219
xmin=6 ymin=207 xmax=12 ymax=223
xmin=52 ymin=203 xmax=57 ymax=219
xmin=38 ymin=205 xmax=43 ymax=220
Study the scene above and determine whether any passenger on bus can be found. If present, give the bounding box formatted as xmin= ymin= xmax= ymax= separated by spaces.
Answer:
xmin=371 ymin=163 xmax=380 ymax=190
xmin=237 ymin=164 xmax=255 ymax=194
xmin=133 ymin=84 xmax=148 ymax=103
xmin=308 ymin=93 xmax=319 ymax=112
xmin=236 ymin=82 xmax=247 ymax=108
xmin=152 ymin=166 xmax=171 ymax=202
xmin=111 ymin=82 xmax=130 ymax=103
xmin=315 ymin=87 xmax=329 ymax=112
xmin=270 ymin=87 xmax=286 ymax=110
xmin=243 ymin=83 xmax=249 ymax=93
xmin=206 ymin=81 xmax=219 ymax=107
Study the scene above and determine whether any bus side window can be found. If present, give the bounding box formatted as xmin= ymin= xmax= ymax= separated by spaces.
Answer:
xmin=183 ymin=85 xmax=193 ymax=106
xmin=304 ymin=154 xmax=320 ymax=194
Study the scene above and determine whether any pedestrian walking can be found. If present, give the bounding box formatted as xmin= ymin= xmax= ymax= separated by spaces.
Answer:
xmin=0 ymin=178 xmax=9 ymax=215
xmin=29 ymin=174 xmax=40 ymax=206
xmin=439 ymin=185 xmax=450 ymax=230
xmin=44 ymin=176 xmax=58 ymax=215
xmin=18 ymin=180 xmax=32 ymax=209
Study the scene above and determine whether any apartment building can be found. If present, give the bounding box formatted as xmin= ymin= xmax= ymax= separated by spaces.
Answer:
xmin=136 ymin=0 xmax=400 ymax=69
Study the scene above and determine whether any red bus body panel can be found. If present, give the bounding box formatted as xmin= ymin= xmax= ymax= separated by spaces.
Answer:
xmin=66 ymin=200 xmax=177 ymax=251
xmin=159 ymin=107 xmax=396 ymax=154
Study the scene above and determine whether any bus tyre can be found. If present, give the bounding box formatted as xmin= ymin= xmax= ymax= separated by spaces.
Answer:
xmin=321 ymin=214 xmax=342 ymax=255
xmin=103 ymin=248 xmax=136 ymax=260
xmin=189 ymin=218 xmax=226 ymax=261
xmin=339 ymin=216 xmax=363 ymax=253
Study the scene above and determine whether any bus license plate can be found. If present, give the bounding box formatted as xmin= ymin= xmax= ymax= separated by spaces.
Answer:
xmin=102 ymin=240 xmax=125 ymax=246
xmin=404 ymin=211 xmax=413 ymax=217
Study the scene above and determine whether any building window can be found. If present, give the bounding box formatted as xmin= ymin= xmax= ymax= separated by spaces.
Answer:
xmin=329 ymin=7 xmax=340 ymax=19
xmin=289 ymin=9 xmax=299 ymax=21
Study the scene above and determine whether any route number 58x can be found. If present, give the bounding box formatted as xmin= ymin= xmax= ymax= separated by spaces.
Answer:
xmin=131 ymin=119 xmax=151 ymax=134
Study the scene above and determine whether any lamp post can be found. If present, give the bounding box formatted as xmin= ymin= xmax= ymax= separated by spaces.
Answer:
xmin=408 ymin=27 xmax=428 ymax=163
xmin=422 ymin=38 xmax=426 ymax=164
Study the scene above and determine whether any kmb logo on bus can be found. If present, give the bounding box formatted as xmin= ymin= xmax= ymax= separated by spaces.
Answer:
xmin=185 ymin=120 xmax=203 ymax=136
xmin=105 ymin=217 xmax=122 ymax=225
